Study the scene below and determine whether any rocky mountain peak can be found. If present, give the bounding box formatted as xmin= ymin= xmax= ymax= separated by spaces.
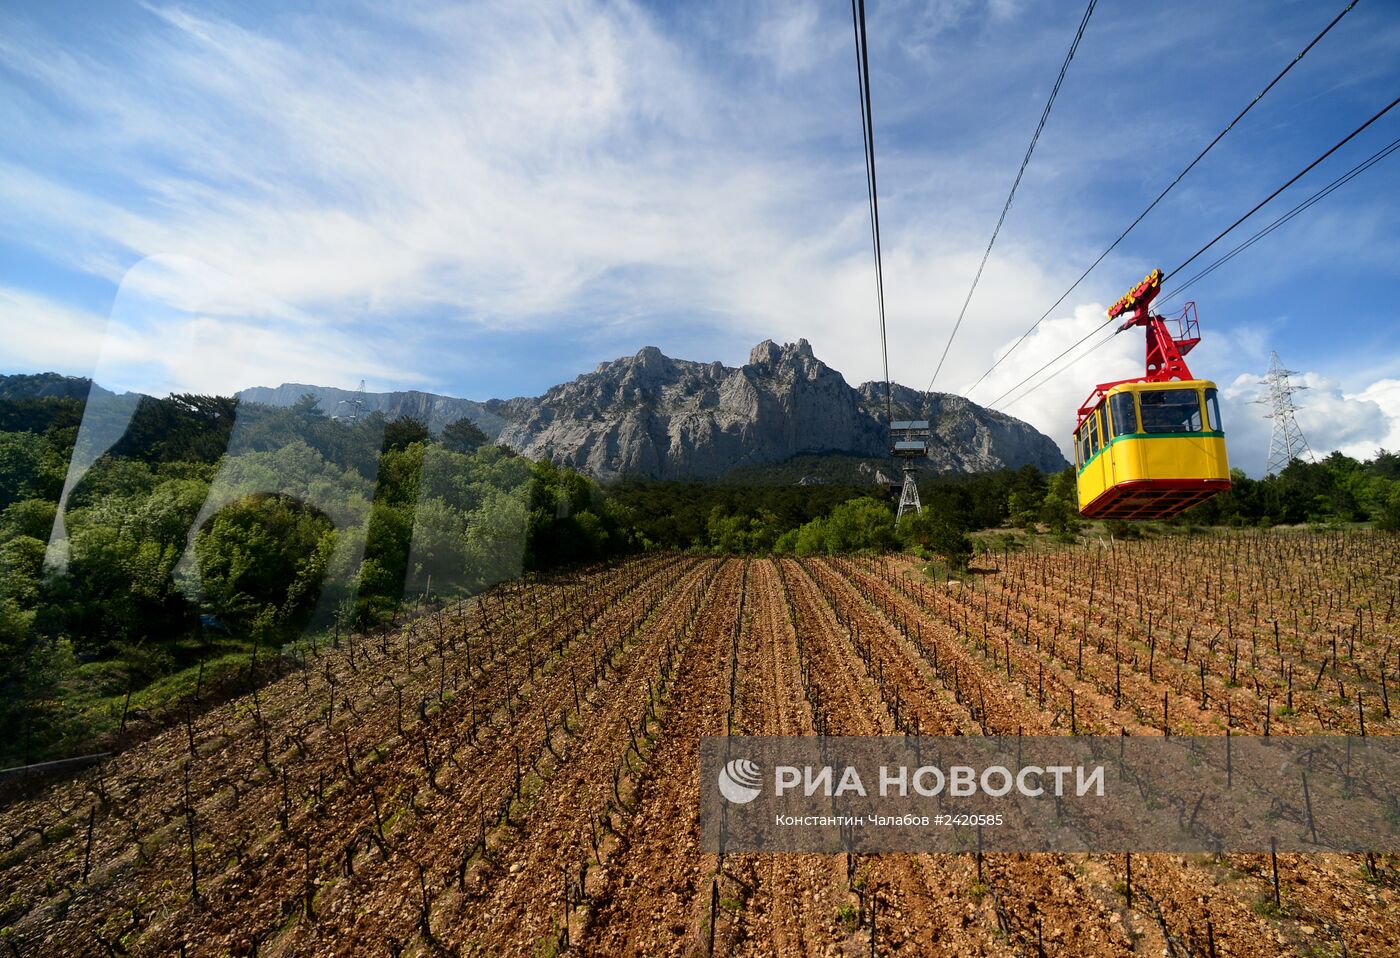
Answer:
xmin=747 ymin=338 xmax=817 ymax=371
xmin=236 ymin=339 xmax=1069 ymax=481
xmin=632 ymin=345 xmax=670 ymax=371
xmin=490 ymin=338 xmax=1067 ymax=479
xmin=748 ymin=340 xmax=781 ymax=368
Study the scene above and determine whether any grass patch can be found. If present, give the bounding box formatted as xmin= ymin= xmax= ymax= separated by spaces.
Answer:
xmin=43 ymin=823 xmax=76 ymax=844
xmin=6 ymin=648 xmax=257 ymax=766
xmin=1250 ymin=892 xmax=1284 ymax=918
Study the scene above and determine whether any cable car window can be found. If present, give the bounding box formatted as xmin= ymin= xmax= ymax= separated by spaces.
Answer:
xmin=1089 ymin=411 xmax=1101 ymax=455
xmin=1139 ymin=389 xmax=1203 ymax=434
xmin=1205 ymin=388 xmax=1222 ymax=431
xmin=1109 ymin=392 xmax=1137 ymax=437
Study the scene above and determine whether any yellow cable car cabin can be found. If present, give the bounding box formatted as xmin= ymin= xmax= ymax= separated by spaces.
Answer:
xmin=1074 ymin=269 xmax=1231 ymax=520
xmin=1075 ymin=381 xmax=1230 ymax=519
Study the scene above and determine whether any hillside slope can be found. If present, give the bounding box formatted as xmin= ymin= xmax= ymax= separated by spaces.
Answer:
xmin=236 ymin=382 xmax=508 ymax=436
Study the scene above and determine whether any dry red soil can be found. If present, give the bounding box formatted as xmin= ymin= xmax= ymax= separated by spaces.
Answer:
xmin=1 ymin=532 xmax=1397 ymax=956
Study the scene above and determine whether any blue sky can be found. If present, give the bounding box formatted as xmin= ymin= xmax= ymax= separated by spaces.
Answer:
xmin=1 ymin=0 xmax=1398 ymax=474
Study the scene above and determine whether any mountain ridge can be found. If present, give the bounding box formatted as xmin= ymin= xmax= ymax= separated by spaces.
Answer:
xmin=244 ymin=338 xmax=1067 ymax=479
xmin=5 ymin=339 xmax=1069 ymax=479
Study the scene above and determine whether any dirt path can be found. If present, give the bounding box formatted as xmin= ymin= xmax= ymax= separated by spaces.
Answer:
xmin=581 ymin=558 xmax=746 ymax=956
xmin=781 ymin=558 xmax=1024 ymax=956
xmin=433 ymin=558 xmax=721 ymax=955
xmin=723 ymin=559 xmax=847 ymax=957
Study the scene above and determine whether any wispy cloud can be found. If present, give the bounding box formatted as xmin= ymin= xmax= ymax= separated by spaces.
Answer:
xmin=0 ymin=287 xmax=106 ymax=371
xmin=1220 ymin=369 xmax=1393 ymax=474
xmin=5 ymin=0 xmax=1041 ymax=389
xmin=0 ymin=0 xmax=1396 ymax=472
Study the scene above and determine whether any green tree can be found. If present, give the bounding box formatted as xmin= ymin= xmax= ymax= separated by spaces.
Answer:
xmin=194 ymin=493 xmax=336 ymax=632
xmin=356 ymin=500 xmax=415 ymax=624
xmin=792 ymin=518 xmax=828 ymax=555
xmin=899 ymin=501 xmax=973 ymax=572
xmin=1007 ymin=464 xmax=1048 ymax=525
xmin=442 ymin=417 xmax=490 ymax=453
xmin=465 ymin=486 xmax=529 ymax=587
xmin=819 ymin=498 xmax=897 ymax=553
xmin=67 ymin=456 xmax=156 ymax=509
xmin=2 ymin=498 xmax=57 ymax=542
xmin=1040 ymin=469 xmax=1081 ymax=540
xmin=0 ymin=431 xmax=62 ymax=508
xmin=1377 ymin=485 xmax=1400 ymax=532
xmin=773 ymin=527 xmax=800 ymax=554
xmin=1370 ymin=450 xmax=1400 ymax=481
xmin=383 ymin=417 xmax=431 ymax=452
xmin=706 ymin=507 xmax=752 ymax=553
xmin=43 ymin=516 xmax=194 ymax=659
xmin=292 ymin=393 xmax=326 ymax=421
xmin=747 ymin=509 xmax=783 ymax=552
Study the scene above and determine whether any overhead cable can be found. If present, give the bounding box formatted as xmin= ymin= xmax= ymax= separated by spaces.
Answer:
xmin=923 ymin=0 xmax=1097 ymax=401
xmin=851 ymin=0 xmax=893 ymax=429
xmin=963 ymin=0 xmax=1363 ymax=399
xmin=985 ymin=95 xmax=1399 ymax=409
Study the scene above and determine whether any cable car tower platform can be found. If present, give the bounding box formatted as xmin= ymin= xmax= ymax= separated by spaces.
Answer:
xmin=890 ymin=420 xmax=929 ymax=521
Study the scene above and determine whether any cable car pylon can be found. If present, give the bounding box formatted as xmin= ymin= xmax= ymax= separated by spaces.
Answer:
xmin=891 ymin=419 xmax=929 ymax=520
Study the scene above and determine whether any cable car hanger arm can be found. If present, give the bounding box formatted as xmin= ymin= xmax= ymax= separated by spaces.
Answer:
xmin=1076 ymin=268 xmax=1199 ymax=422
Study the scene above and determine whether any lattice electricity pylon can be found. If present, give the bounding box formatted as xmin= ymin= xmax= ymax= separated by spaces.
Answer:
xmin=890 ymin=420 xmax=929 ymax=521
xmin=1254 ymin=351 xmax=1314 ymax=476
xmin=335 ymin=379 xmax=367 ymax=423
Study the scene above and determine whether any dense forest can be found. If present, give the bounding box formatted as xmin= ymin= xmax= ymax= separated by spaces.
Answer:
xmin=1 ymin=383 xmax=1397 ymax=764
xmin=616 ymin=452 xmax=1400 ymax=554
xmin=0 ymin=391 xmax=639 ymax=763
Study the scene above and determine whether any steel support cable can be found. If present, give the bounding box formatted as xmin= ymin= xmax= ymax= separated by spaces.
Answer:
xmin=1158 ymin=133 xmax=1400 ymax=307
xmin=922 ymin=0 xmax=1097 ymax=406
xmin=1002 ymin=126 xmax=1397 ymax=409
xmin=1166 ymin=93 xmax=1397 ymax=279
xmin=997 ymin=127 xmax=1400 ymax=410
xmin=962 ymin=0 xmax=1362 ymax=399
xmin=852 ymin=0 xmax=893 ymax=430
xmin=998 ymin=326 xmax=1119 ymax=411
xmin=985 ymin=94 xmax=1400 ymax=409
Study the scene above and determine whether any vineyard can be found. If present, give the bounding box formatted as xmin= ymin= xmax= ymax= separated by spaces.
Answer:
xmin=1 ymin=531 xmax=1397 ymax=956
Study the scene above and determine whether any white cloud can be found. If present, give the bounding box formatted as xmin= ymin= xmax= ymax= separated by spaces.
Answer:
xmin=1346 ymin=379 xmax=1400 ymax=454
xmin=956 ymin=302 xmax=1140 ymax=459
xmin=751 ymin=1 xmax=827 ymax=78
xmin=1 ymin=0 xmax=1103 ymax=391
xmin=1220 ymin=369 xmax=1395 ymax=476
xmin=4 ymin=1 xmax=725 ymax=319
xmin=0 ymin=288 xmax=107 ymax=371
xmin=0 ymin=256 xmax=416 ymax=398
xmin=1 ymin=0 xmax=1394 ymax=460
